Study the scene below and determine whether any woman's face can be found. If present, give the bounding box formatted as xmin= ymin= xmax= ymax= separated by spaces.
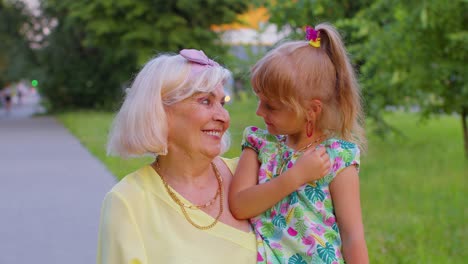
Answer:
xmin=166 ymin=85 xmax=230 ymax=158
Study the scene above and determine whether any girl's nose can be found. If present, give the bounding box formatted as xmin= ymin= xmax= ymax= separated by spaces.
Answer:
xmin=255 ymin=104 xmax=264 ymax=117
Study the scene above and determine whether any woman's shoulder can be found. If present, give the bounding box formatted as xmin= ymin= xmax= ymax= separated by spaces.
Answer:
xmin=220 ymin=156 xmax=239 ymax=175
xmin=106 ymin=166 xmax=152 ymax=201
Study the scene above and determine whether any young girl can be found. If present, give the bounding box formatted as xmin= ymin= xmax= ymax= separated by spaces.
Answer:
xmin=229 ymin=23 xmax=368 ymax=263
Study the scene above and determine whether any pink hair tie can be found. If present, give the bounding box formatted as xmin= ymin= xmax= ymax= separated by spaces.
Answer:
xmin=179 ymin=49 xmax=219 ymax=74
xmin=305 ymin=26 xmax=321 ymax=48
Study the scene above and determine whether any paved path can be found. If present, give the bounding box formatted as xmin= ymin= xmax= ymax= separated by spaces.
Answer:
xmin=0 ymin=94 xmax=116 ymax=264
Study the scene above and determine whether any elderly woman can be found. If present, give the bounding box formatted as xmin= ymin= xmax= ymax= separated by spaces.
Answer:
xmin=97 ymin=49 xmax=256 ymax=263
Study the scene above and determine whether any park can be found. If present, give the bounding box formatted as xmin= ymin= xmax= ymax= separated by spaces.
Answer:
xmin=1 ymin=0 xmax=466 ymax=263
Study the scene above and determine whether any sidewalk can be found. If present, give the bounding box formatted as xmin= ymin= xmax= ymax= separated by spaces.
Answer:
xmin=0 ymin=95 xmax=116 ymax=263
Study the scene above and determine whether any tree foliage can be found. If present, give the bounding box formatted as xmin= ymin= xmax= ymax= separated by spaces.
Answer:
xmin=260 ymin=0 xmax=468 ymax=156
xmin=65 ymin=0 xmax=249 ymax=65
xmin=36 ymin=0 xmax=249 ymax=110
xmin=0 ymin=0 xmax=35 ymax=87
xmin=257 ymin=0 xmax=371 ymax=28
xmin=347 ymin=0 xmax=468 ymax=156
xmin=34 ymin=12 xmax=135 ymax=110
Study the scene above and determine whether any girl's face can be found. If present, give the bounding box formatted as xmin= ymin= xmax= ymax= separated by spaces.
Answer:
xmin=166 ymin=85 xmax=230 ymax=158
xmin=255 ymin=93 xmax=306 ymax=136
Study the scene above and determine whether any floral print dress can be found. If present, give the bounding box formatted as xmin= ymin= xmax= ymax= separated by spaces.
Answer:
xmin=241 ymin=126 xmax=360 ymax=264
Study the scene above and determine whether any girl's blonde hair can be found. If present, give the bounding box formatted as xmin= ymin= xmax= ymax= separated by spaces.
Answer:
xmin=251 ymin=23 xmax=366 ymax=151
xmin=107 ymin=53 xmax=232 ymax=158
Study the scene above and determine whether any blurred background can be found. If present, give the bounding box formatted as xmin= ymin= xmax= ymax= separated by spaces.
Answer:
xmin=0 ymin=0 xmax=466 ymax=263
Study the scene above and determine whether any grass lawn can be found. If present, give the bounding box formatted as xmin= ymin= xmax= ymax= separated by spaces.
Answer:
xmin=57 ymin=98 xmax=466 ymax=263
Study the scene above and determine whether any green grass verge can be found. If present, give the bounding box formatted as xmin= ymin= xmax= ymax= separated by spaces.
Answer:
xmin=57 ymin=98 xmax=467 ymax=263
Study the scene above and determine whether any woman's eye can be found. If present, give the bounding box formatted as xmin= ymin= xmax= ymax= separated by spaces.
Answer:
xmin=200 ymin=98 xmax=210 ymax=105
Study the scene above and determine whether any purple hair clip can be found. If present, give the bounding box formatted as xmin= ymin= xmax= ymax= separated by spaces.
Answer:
xmin=179 ymin=49 xmax=219 ymax=67
xmin=305 ymin=26 xmax=321 ymax=48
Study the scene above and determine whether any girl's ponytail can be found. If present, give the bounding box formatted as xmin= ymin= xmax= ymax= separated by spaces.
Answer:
xmin=316 ymin=23 xmax=366 ymax=151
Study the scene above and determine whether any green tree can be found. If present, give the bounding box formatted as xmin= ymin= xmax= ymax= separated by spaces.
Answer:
xmin=254 ymin=0 xmax=371 ymax=34
xmin=36 ymin=0 xmax=249 ymax=110
xmin=261 ymin=0 xmax=468 ymax=157
xmin=348 ymin=0 xmax=468 ymax=157
xmin=33 ymin=0 xmax=135 ymax=110
xmin=0 ymin=0 xmax=35 ymax=87
xmin=65 ymin=0 xmax=249 ymax=65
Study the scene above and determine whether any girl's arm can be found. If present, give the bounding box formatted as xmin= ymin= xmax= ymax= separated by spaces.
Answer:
xmin=330 ymin=166 xmax=368 ymax=264
xmin=229 ymin=147 xmax=329 ymax=219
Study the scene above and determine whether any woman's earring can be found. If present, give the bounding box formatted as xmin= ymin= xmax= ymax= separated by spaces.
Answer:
xmin=306 ymin=120 xmax=314 ymax=137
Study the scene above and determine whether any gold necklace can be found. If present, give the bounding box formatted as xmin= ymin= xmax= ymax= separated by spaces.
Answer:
xmin=276 ymin=134 xmax=328 ymax=175
xmin=155 ymin=160 xmax=221 ymax=209
xmin=155 ymin=160 xmax=224 ymax=230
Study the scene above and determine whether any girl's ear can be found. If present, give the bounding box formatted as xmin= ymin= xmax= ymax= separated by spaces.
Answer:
xmin=306 ymin=99 xmax=322 ymax=119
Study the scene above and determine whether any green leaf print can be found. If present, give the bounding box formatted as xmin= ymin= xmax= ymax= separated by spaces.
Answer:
xmin=302 ymin=254 xmax=312 ymax=263
xmin=293 ymin=206 xmax=304 ymax=218
xmin=272 ymin=215 xmax=287 ymax=229
xmin=266 ymin=133 xmax=277 ymax=142
xmin=294 ymin=219 xmax=307 ymax=238
xmin=289 ymin=192 xmax=298 ymax=205
xmin=323 ymin=199 xmax=332 ymax=209
xmin=261 ymin=155 xmax=271 ymax=165
xmin=340 ymin=149 xmax=354 ymax=163
xmin=265 ymin=144 xmax=277 ymax=154
xmin=317 ymin=242 xmax=337 ymax=264
xmin=261 ymin=222 xmax=276 ymax=238
xmin=271 ymin=248 xmax=284 ymax=259
xmin=305 ymin=185 xmax=325 ymax=203
xmin=324 ymin=230 xmax=338 ymax=242
xmin=332 ymin=222 xmax=340 ymax=233
xmin=287 ymin=253 xmax=307 ymax=264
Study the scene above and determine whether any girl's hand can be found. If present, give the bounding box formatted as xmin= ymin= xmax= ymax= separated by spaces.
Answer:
xmin=293 ymin=146 xmax=331 ymax=186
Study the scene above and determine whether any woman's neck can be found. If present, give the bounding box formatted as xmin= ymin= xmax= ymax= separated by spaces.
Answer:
xmin=153 ymin=153 xmax=216 ymax=186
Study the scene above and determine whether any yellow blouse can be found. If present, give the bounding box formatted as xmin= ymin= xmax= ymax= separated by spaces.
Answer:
xmin=97 ymin=157 xmax=256 ymax=264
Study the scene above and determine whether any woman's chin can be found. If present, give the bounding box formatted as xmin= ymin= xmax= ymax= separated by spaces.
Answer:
xmin=203 ymin=146 xmax=222 ymax=158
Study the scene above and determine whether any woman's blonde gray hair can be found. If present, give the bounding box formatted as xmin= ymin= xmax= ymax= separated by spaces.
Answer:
xmin=107 ymin=53 xmax=232 ymax=158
